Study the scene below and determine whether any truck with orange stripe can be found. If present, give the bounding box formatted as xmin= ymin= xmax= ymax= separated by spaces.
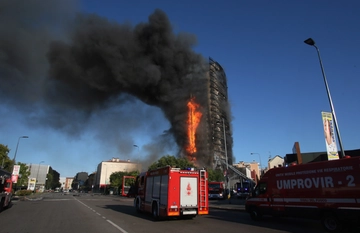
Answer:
xmin=134 ymin=166 xmax=208 ymax=219
xmin=245 ymin=156 xmax=360 ymax=232
xmin=0 ymin=169 xmax=13 ymax=212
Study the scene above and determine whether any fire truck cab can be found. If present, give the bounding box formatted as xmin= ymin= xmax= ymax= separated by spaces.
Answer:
xmin=134 ymin=166 xmax=208 ymax=219
xmin=208 ymin=181 xmax=225 ymax=199
xmin=236 ymin=180 xmax=255 ymax=199
xmin=245 ymin=156 xmax=360 ymax=232
xmin=121 ymin=176 xmax=136 ymax=197
xmin=0 ymin=169 xmax=13 ymax=212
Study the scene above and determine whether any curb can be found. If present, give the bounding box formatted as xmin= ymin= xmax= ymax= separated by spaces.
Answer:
xmin=209 ymin=205 xmax=246 ymax=212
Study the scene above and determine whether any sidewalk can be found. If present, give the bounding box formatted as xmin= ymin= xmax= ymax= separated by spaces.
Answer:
xmin=209 ymin=196 xmax=246 ymax=212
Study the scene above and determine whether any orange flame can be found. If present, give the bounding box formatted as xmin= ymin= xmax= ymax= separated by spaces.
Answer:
xmin=186 ymin=97 xmax=202 ymax=155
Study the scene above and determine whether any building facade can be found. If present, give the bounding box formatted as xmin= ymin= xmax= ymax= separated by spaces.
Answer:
xmin=233 ymin=161 xmax=261 ymax=182
xmin=267 ymin=155 xmax=284 ymax=169
xmin=27 ymin=163 xmax=49 ymax=191
xmin=72 ymin=172 xmax=89 ymax=190
xmin=94 ymin=158 xmax=141 ymax=192
xmin=65 ymin=177 xmax=74 ymax=190
xmin=208 ymin=58 xmax=233 ymax=169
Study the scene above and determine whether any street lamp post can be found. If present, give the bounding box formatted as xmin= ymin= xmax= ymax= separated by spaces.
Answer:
xmin=35 ymin=161 xmax=44 ymax=192
xmin=304 ymin=38 xmax=345 ymax=159
xmin=133 ymin=144 xmax=140 ymax=160
xmin=12 ymin=136 xmax=29 ymax=168
xmin=103 ymin=164 xmax=107 ymax=195
xmin=250 ymin=152 xmax=262 ymax=174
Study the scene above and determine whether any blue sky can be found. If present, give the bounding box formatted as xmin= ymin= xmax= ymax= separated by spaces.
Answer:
xmin=1 ymin=0 xmax=359 ymax=177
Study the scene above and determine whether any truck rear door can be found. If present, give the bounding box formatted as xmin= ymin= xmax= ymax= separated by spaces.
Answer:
xmin=180 ymin=177 xmax=198 ymax=210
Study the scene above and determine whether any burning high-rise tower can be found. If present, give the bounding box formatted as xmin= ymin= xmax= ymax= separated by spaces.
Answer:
xmin=184 ymin=58 xmax=233 ymax=169
xmin=207 ymin=58 xmax=233 ymax=169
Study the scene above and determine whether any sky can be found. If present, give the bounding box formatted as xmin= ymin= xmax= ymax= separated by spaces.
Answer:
xmin=1 ymin=0 xmax=359 ymax=177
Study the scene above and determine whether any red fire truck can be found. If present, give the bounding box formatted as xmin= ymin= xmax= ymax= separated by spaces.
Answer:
xmin=121 ymin=176 xmax=136 ymax=197
xmin=208 ymin=181 xmax=225 ymax=199
xmin=134 ymin=166 xmax=208 ymax=219
xmin=0 ymin=169 xmax=13 ymax=212
xmin=235 ymin=180 xmax=255 ymax=199
xmin=245 ymin=156 xmax=360 ymax=232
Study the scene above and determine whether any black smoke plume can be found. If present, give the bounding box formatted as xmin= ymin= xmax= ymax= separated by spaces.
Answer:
xmin=1 ymin=1 xmax=211 ymax=167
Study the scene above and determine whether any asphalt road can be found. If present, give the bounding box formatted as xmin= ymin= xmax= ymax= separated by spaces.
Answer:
xmin=1 ymin=193 xmax=355 ymax=233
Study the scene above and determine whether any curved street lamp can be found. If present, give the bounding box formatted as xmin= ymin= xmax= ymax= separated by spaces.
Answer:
xmin=103 ymin=164 xmax=108 ymax=194
xmin=35 ymin=161 xmax=44 ymax=192
xmin=250 ymin=152 xmax=262 ymax=170
xmin=304 ymin=38 xmax=345 ymax=158
xmin=11 ymin=136 xmax=29 ymax=174
xmin=12 ymin=136 xmax=29 ymax=164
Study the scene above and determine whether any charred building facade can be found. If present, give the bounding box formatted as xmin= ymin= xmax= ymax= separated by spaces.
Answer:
xmin=207 ymin=58 xmax=233 ymax=169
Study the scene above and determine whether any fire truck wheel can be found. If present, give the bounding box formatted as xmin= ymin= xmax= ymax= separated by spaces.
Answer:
xmin=321 ymin=213 xmax=342 ymax=232
xmin=152 ymin=203 xmax=159 ymax=220
xmin=249 ymin=207 xmax=262 ymax=221
xmin=0 ymin=198 xmax=4 ymax=212
xmin=135 ymin=199 xmax=141 ymax=213
xmin=4 ymin=199 xmax=11 ymax=209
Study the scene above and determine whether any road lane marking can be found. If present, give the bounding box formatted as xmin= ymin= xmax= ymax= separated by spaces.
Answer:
xmin=107 ymin=220 xmax=129 ymax=233
xmin=43 ymin=199 xmax=72 ymax=201
xmin=75 ymin=197 xmax=129 ymax=233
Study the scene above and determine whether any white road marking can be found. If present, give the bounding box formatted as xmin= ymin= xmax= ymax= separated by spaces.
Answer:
xmin=107 ymin=220 xmax=129 ymax=233
xmin=75 ymin=197 xmax=129 ymax=233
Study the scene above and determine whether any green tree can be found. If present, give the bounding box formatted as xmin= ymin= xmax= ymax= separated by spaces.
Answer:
xmin=109 ymin=171 xmax=139 ymax=188
xmin=46 ymin=173 xmax=53 ymax=190
xmin=46 ymin=167 xmax=61 ymax=190
xmin=0 ymin=144 xmax=12 ymax=172
xmin=16 ymin=162 xmax=30 ymax=190
xmin=207 ymin=168 xmax=225 ymax=182
xmin=148 ymin=155 xmax=196 ymax=171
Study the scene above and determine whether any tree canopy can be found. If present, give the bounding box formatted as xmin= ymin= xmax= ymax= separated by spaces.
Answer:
xmin=0 ymin=144 xmax=12 ymax=172
xmin=109 ymin=171 xmax=139 ymax=188
xmin=148 ymin=155 xmax=196 ymax=171
xmin=207 ymin=168 xmax=225 ymax=182
xmin=15 ymin=162 xmax=30 ymax=189
xmin=46 ymin=167 xmax=61 ymax=190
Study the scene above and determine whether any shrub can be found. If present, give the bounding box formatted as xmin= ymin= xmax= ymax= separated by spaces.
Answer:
xmin=15 ymin=190 xmax=33 ymax=196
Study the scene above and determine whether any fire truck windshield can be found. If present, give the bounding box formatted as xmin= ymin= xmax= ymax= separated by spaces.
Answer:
xmin=209 ymin=183 xmax=222 ymax=189
xmin=253 ymin=183 xmax=267 ymax=197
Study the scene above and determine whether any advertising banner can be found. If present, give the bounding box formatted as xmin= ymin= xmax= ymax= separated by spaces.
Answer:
xmin=28 ymin=178 xmax=36 ymax=191
xmin=12 ymin=175 xmax=19 ymax=183
xmin=321 ymin=111 xmax=339 ymax=160
xmin=12 ymin=165 xmax=20 ymax=175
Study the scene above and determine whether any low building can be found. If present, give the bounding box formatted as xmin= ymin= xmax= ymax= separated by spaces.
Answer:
xmin=233 ymin=161 xmax=258 ymax=182
xmin=64 ymin=177 xmax=74 ymax=190
xmin=27 ymin=163 xmax=49 ymax=192
xmin=93 ymin=158 xmax=141 ymax=192
xmin=267 ymin=155 xmax=284 ymax=169
xmin=72 ymin=172 xmax=88 ymax=191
